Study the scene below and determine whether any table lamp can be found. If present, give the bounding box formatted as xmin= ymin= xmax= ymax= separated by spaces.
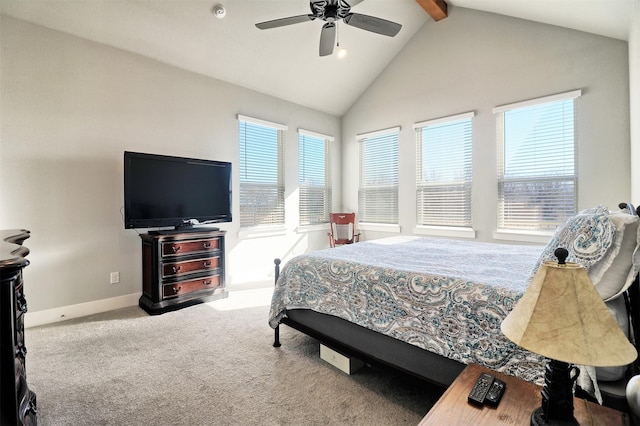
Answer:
xmin=501 ymin=248 xmax=637 ymax=425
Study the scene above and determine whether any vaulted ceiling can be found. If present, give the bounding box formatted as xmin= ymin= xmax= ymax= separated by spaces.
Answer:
xmin=0 ymin=0 xmax=634 ymax=116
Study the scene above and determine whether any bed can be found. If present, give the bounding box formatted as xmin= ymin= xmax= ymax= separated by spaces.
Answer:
xmin=269 ymin=204 xmax=640 ymax=410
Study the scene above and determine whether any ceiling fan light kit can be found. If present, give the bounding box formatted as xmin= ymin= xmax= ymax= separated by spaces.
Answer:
xmin=255 ymin=0 xmax=402 ymax=57
xmin=213 ymin=4 xmax=226 ymax=19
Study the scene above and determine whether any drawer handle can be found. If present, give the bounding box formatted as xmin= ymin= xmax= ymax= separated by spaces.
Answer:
xmin=202 ymin=242 xmax=212 ymax=249
xmin=203 ymin=261 xmax=212 ymax=268
xmin=172 ymin=285 xmax=182 ymax=294
xmin=203 ymin=280 xmax=213 ymax=286
xmin=171 ymin=266 xmax=182 ymax=274
xmin=171 ymin=245 xmax=181 ymax=253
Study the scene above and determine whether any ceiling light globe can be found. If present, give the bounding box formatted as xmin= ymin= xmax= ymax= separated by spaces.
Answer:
xmin=213 ymin=5 xmax=226 ymax=19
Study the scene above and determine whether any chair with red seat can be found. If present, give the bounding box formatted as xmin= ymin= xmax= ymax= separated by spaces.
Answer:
xmin=328 ymin=213 xmax=360 ymax=248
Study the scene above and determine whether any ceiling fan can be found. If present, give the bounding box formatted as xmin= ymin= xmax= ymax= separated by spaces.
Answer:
xmin=255 ymin=0 xmax=402 ymax=57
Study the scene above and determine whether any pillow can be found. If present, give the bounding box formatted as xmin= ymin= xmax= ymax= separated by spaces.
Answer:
xmin=531 ymin=205 xmax=615 ymax=276
xmin=596 ymin=295 xmax=631 ymax=381
xmin=530 ymin=205 xmax=639 ymax=301
xmin=589 ymin=210 xmax=640 ymax=301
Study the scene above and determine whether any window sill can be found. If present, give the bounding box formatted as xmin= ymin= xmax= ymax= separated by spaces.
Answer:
xmin=238 ymin=226 xmax=287 ymax=239
xmin=358 ymin=222 xmax=401 ymax=233
xmin=493 ymin=229 xmax=553 ymax=244
xmin=295 ymin=224 xmax=329 ymax=233
xmin=414 ymin=225 xmax=476 ymax=239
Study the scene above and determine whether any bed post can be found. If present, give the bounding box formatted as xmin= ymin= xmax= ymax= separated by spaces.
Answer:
xmin=273 ymin=258 xmax=282 ymax=348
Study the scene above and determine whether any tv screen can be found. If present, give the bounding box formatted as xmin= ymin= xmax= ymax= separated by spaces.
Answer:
xmin=124 ymin=151 xmax=232 ymax=230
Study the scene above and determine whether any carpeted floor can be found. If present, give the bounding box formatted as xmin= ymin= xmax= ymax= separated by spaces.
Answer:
xmin=25 ymin=289 xmax=444 ymax=425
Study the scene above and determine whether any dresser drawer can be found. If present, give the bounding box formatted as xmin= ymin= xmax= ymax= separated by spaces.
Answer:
xmin=162 ymin=275 xmax=220 ymax=298
xmin=161 ymin=256 xmax=219 ymax=279
xmin=161 ymin=238 xmax=219 ymax=258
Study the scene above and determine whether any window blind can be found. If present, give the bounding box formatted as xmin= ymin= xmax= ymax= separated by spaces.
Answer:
xmin=238 ymin=116 xmax=286 ymax=227
xmin=299 ymin=130 xmax=332 ymax=225
xmin=358 ymin=127 xmax=399 ymax=224
xmin=415 ymin=112 xmax=473 ymax=227
xmin=496 ymin=91 xmax=579 ymax=231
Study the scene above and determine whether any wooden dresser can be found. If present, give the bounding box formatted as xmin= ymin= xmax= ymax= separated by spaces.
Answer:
xmin=0 ymin=229 xmax=37 ymax=425
xmin=138 ymin=229 xmax=228 ymax=315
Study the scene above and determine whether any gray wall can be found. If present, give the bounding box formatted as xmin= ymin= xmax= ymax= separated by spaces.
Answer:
xmin=630 ymin=1 xmax=640 ymax=202
xmin=342 ymin=7 xmax=631 ymax=242
xmin=1 ymin=6 xmax=636 ymax=323
xmin=0 ymin=16 xmax=341 ymax=320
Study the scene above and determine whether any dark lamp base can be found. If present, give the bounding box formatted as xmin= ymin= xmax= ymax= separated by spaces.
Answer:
xmin=531 ymin=407 xmax=579 ymax=426
xmin=531 ymin=359 xmax=582 ymax=426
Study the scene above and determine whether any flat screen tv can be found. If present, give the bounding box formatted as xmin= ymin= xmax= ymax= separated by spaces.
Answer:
xmin=124 ymin=151 xmax=232 ymax=231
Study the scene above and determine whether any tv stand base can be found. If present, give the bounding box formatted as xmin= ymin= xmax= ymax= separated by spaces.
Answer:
xmin=139 ymin=288 xmax=228 ymax=315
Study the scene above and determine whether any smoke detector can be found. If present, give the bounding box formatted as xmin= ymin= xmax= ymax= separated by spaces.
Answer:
xmin=213 ymin=4 xmax=226 ymax=19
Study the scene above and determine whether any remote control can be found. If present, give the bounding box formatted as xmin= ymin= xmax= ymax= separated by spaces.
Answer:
xmin=468 ymin=372 xmax=494 ymax=405
xmin=485 ymin=378 xmax=506 ymax=406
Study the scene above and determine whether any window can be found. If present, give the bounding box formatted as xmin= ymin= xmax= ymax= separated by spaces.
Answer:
xmin=298 ymin=129 xmax=332 ymax=225
xmin=415 ymin=112 xmax=473 ymax=227
xmin=495 ymin=90 xmax=580 ymax=231
xmin=238 ymin=115 xmax=286 ymax=227
xmin=358 ymin=127 xmax=400 ymax=224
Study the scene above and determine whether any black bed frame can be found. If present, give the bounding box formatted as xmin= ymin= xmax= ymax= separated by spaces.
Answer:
xmin=271 ymin=204 xmax=640 ymax=411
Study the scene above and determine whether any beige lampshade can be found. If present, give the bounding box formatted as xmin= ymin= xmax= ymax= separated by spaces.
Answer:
xmin=501 ymin=260 xmax=637 ymax=367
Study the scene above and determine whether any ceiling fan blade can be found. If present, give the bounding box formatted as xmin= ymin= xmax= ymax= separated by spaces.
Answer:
xmin=343 ymin=13 xmax=402 ymax=37
xmin=255 ymin=14 xmax=315 ymax=30
xmin=319 ymin=22 xmax=336 ymax=57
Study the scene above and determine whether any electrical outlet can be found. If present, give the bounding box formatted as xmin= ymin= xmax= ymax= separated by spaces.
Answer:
xmin=110 ymin=271 xmax=120 ymax=284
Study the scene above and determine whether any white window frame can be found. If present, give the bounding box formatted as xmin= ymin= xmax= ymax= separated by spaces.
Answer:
xmin=298 ymin=129 xmax=333 ymax=226
xmin=237 ymin=114 xmax=287 ymax=233
xmin=357 ymin=126 xmax=400 ymax=231
xmin=413 ymin=112 xmax=475 ymax=238
xmin=493 ymin=90 xmax=581 ymax=241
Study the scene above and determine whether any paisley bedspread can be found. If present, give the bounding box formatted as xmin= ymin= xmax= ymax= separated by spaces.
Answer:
xmin=269 ymin=236 xmax=548 ymax=384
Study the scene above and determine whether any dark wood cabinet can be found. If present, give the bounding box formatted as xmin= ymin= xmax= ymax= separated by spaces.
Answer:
xmin=419 ymin=364 xmax=627 ymax=425
xmin=138 ymin=229 xmax=228 ymax=315
xmin=0 ymin=229 xmax=37 ymax=426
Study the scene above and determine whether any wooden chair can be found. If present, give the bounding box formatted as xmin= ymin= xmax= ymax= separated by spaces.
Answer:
xmin=328 ymin=213 xmax=360 ymax=248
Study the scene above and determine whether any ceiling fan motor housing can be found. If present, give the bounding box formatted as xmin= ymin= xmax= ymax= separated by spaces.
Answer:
xmin=311 ymin=0 xmax=352 ymax=22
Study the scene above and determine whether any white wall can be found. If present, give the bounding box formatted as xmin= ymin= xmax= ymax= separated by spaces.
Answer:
xmin=0 ymin=16 xmax=341 ymax=321
xmin=2 ymin=6 xmax=635 ymax=324
xmin=630 ymin=0 xmax=640 ymax=201
xmin=342 ymin=7 xmax=631 ymax=242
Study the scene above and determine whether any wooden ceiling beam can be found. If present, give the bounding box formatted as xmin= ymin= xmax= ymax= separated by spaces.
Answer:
xmin=415 ymin=0 xmax=448 ymax=22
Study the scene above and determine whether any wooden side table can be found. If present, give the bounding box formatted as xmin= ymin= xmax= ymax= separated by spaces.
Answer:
xmin=419 ymin=364 xmax=629 ymax=425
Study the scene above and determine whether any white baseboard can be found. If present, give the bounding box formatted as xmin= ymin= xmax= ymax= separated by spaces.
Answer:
xmin=25 ymin=292 xmax=141 ymax=328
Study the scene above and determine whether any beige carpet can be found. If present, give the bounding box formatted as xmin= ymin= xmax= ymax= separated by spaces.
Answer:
xmin=24 ymin=288 xmax=444 ymax=425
